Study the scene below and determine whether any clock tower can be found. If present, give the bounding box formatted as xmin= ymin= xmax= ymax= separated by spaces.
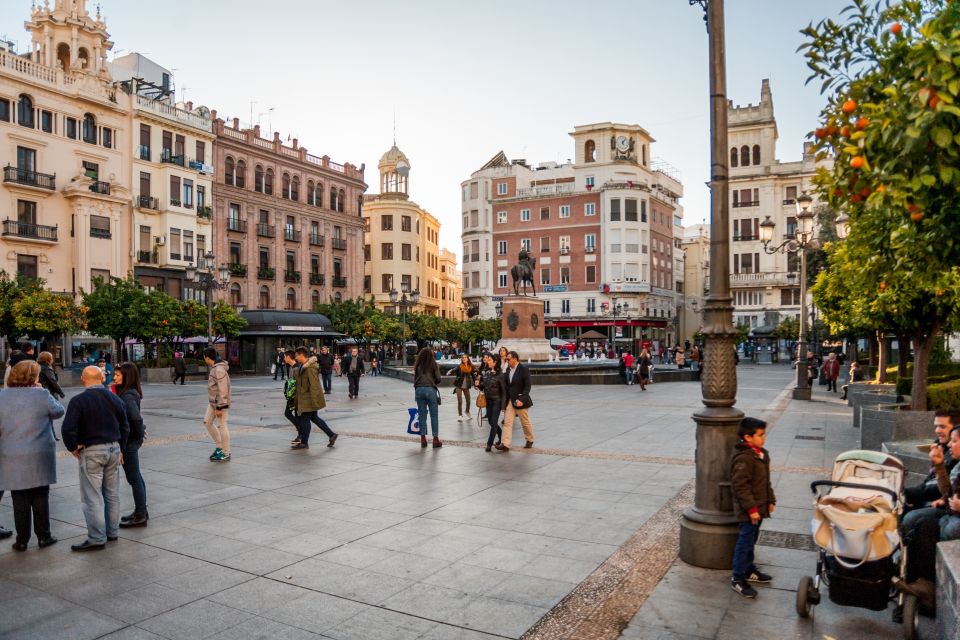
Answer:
xmin=569 ymin=123 xmax=654 ymax=168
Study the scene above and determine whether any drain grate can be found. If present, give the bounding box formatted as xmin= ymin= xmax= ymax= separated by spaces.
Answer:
xmin=795 ymin=434 xmax=825 ymax=441
xmin=758 ymin=530 xmax=818 ymax=552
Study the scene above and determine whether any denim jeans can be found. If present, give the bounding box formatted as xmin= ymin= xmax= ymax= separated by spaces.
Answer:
xmin=485 ymin=403 xmax=503 ymax=448
xmin=321 ymin=372 xmax=332 ymax=393
xmin=940 ymin=514 xmax=960 ymax=541
xmin=415 ymin=386 xmax=439 ymax=438
xmin=732 ymin=521 xmax=761 ymax=581
xmin=122 ymin=441 xmax=147 ymax=516
xmin=625 ymin=369 xmax=634 ymax=384
xmin=78 ymin=442 xmax=122 ymax=543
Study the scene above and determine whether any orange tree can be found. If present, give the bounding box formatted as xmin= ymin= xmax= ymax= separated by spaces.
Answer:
xmin=13 ymin=289 xmax=87 ymax=342
xmin=803 ymin=0 xmax=960 ymax=408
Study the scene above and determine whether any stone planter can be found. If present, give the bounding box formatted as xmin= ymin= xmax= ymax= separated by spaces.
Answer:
xmin=937 ymin=540 xmax=960 ymax=640
xmin=849 ymin=384 xmax=898 ymax=429
xmin=142 ymin=367 xmax=174 ymax=383
xmin=860 ymin=403 xmax=935 ymax=451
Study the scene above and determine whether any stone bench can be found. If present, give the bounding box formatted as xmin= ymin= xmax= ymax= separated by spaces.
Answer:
xmin=861 ymin=404 xmax=933 ymax=451
xmin=850 ymin=385 xmax=899 ymax=430
xmin=937 ymin=540 xmax=960 ymax=639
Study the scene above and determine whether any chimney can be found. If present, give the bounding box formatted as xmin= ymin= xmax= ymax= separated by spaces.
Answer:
xmin=254 ymin=124 xmax=261 ymax=137
xmin=186 ymin=101 xmax=193 ymax=111
xmin=210 ymin=109 xmax=218 ymax=121
xmin=274 ymin=132 xmax=281 ymax=142
xmin=292 ymin=138 xmax=298 ymax=149
xmin=232 ymin=117 xmax=239 ymax=130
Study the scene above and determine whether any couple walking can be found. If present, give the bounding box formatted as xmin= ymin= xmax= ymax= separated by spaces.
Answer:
xmin=477 ymin=350 xmax=535 ymax=452
xmin=283 ymin=348 xmax=338 ymax=449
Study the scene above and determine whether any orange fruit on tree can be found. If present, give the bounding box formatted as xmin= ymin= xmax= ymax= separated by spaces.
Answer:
xmin=891 ymin=23 xmax=902 ymax=35
xmin=840 ymin=125 xmax=851 ymax=137
xmin=856 ymin=117 xmax=870 ymax=130
xmin=842 ymin=99 xmax=857 ymax=114
xmin=827 ymin=125 xmax=839 ymax=136
xmin=879 ymin=282 xmax=887 ymax=290
xmin=910 ymin=211 xmax=924 ymax=221
xmin=876 ymin=184 xmax=886 ymax=192
xmin=930 ymin=95 xmax=942 ymax=109
xmin=850 ymin=156 xmax=865 ymax=169
xmin=815 ymin=128 xmax=826 ymax=139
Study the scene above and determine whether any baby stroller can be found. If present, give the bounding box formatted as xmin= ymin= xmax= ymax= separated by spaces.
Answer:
xmin=796 ymin=450 xmax=919 ymax=640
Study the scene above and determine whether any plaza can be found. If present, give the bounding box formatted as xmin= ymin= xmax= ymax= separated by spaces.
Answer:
xmin=0 ymin=366 xmax=934 ymax=639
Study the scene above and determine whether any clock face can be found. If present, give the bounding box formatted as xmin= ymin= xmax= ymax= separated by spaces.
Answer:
xmin=616 ymin=135 xmax=630 ymax=152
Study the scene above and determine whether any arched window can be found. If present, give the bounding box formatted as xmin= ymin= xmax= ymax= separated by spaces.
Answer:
xmin=314 ymin=183 xmax=323 ymax=208
xmin=235 ymin=160 xmax=246 ymax=188
xmin=259 ymin=286 xmax=270 ymax=309
xmin=752 ymin=145 xmax=761 ymax=166
xmin=286 ymin=288 xmax=297 ymax=310
xmin=224 ymin=157 xmax=235 ymax=186
xmin=17 ymin=94 xmax=34 ymax=128
xmin=77 ymin=47 xmax=90 ymax=69
xmin=311 ymin=290 xmax=319 ymax=308
xmin=82 ymin=113 xmax=97 ymax=144
xmin=329 ymin=187 xmax=337 ymax=211
xmin=730 ymin=147 xmax=739 ymax=168
xmin=337 ymin=189 xmax=345 ymax=213
xmin=264 ymin=168 xmax=274 ymax=195
xmin=56 ymin=43 xmax=70 ymax=71
xmin=307 ymin=181 xmax=315 ymax=205
xmin=740 ymin=145 xmax=750 ymax=167
xmin=282 ymin=173 xmax=291 ymax=199
xmin=291 ymin=176 xmax=300 ymax=201
xmin=584 ymin=139 xmax=596 ymax=163
xmin=230 ymin=283 xmax=242 ymax=306
xmin=255 ymin=165 xmax=264 ymax=192
xmin=642 ymin=144 xmax=647 ymax=166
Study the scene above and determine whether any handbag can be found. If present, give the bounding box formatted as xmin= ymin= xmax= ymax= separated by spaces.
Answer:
xmin=435 ymin=387 xmax=442 ymax=406
xmin=476 ymin=392 xmax=487 ymax=409
xmin=812 ymin=496 xmax=898 ymax=569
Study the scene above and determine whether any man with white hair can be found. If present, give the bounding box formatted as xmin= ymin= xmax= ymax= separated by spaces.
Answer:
xmin=61 ymin=366 xmax=129 ymax=551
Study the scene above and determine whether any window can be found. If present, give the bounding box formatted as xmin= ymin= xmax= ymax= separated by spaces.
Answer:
xmin=584 ymin=202 xmax=596 ymax=216
xmin=264 ymin=168 xmax=274 ymax=195
xmin=313 ymin=182 xmax=322 ymax=207
xmin=540 ymin=207 xmax=550 ymax=220
xmin=282 ymin=173 xmax=290 ymax=198
xmin=753 ymin=145 xmax=761 ymax=165
xmin=400 ymin=274 xmax=411 ymax=292
xmin=170 ymin=175 xmax=181 ymax=206
xmin=254 ymin=165 xmax=264 ymax=192
xmin=65 ymin=117 xmax=77 ymax=139
xmin=197 ymin=185 xmax=206 ymax=209
xmin=540 ymin=236 xmax=550 ymax=253
xmin=311 ymin=254 xmax=320 ymax=275
xmin=586 ymin=176 xmax=595 ymax=189
xmin=40 ymin=110 xmax=52 ymax=133
xmin=337 ymin=188 xmax=345 ymax=213
xmin=286 ymin=250 xmax=296 ymax=273
xmin=197 ymin=234 xmax=205 ymax=257
xmin=641 ymin=200 xmax=647 ymax=223
xmin=381 ymin=274 xmax=394 ymax=293
xmin=183 ymin=179 xmax=193 ymax=208
xmin=102 ymin=128 xmax=112 ymax=149
xmin=230 ymin=242 xmax=241 ymax=265
xmin=17 ymin=94 xmax=34 ymax=128
xmin=610 ymin=199 xmax=621 ymax=221
xmin=184 ymin=230 xmax=194 ymax=262
xmin=497 ymin=211 xmax=507 ymax=224
xmin=730 ymin=147 xmax=739 ymax=168
xmin=17 ymin=200 xmax=37 ymax=224
xmin=540 ymin=268 xmax=551 ymax=286
xmin=520 ymin=209 xmax=531 ymax=222
xmin=497 ymin=240 xmax=507 ymax=256
xmin=313 ymin=290 xmax=321 ymax=306
xmin=560 ymin=267 xmax=570 ymax=284
xmin=228 ymin=203 xmax=241 ymax=223
xmin=740 ymin=145 xmax=750 ymax=167
xmin=498 ymin=273 xmax=508 ymax=288
xmin=235 ymin=161 xmax=246 ymax=188
xmin=17 ymin=146 xmax=36 ymax=172
xmin=231 ymin=283 xmax=242 ymax=306
xmin=0 ymin=97 xmax=9 ymax=122
xmin=196 ymin=141 xmax=205 ymax=165
xmin=381 ymin=243 xmax=393 ymax=260
xmin=469 ymin=210 xmax=478 ymax=227
xmin=496 ymin=182 xmax=508 ymax=196
xmin=259 ymin=286 xmax=270 ymax=309
xmin=521 ymin=238 xmax=531 ymax=252
xmin=291 ymin=176 xmax=299 ymax=201
xmin=139 ymin=225 xmax=152 ymax=253
xmin=586 ymin=265 xmax=596 ymax=283
xmin=781 ymin=288 xmax=801 ymax=306
xmin=544 ymin=300 xmax=551 ymax=315
xmin=224 ymin=157 xmax=235 ymax=186
xmin=401 ymin=215 xmax=412 ymax=232
xmin=169 ymin=228 xmax=181 ymax=259
xmin=787 ymin=249 xmax=800 ymax=272
xmin=382 ymin=215 xmax=393 ymax=231
xmin=90 ymin=215 xmax=110 ymax=239
xmin=625 ymin=199 xmax=638 ymax=222
xmin=559 ymin=205 xmax=570 ymax=218
xmin=401 ymin=243 xmax=412 ymax=260
xmin=259 ymin=247 xmax=270 ymax=268
xmin=17 ymin=254 xmax=38 ymax=279
xmin=585 ymin=233 xmax=596 ymax=250
xmin=561 ymin=299 xmax=570 ymax=314
xmin=82 ymin=113 xmax=96 ymax=144
xmin=364 ymin=244 xmax=371 ymax=261
xmin=785 ymin=185 xmax=798 ymax=203
xmin=306 ymin=180 xmax=315 ymax=205
xmin=584 ymin=139 xmax=596 ymax=162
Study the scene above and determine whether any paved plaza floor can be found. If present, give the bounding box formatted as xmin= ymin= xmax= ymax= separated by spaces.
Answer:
xmin=0 ymin=365 xmax=935 ymax=639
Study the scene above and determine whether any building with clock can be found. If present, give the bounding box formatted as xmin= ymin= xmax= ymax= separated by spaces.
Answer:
xmin=461 ymin=122 xmax=685 ymax=351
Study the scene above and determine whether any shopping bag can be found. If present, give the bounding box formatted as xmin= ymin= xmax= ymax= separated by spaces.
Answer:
xmin=406 ymin=407 xmax=421 ymax=435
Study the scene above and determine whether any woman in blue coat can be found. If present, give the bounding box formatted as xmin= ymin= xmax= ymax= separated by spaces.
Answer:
xmin=0 ymin=360 xmax=65 ymax=551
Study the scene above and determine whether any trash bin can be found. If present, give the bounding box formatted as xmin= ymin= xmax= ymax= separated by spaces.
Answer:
xmin=404 ymin=344 xmax=417 ymax=366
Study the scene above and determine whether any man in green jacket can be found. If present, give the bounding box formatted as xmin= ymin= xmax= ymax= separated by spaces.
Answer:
xmin=292 ymin=347 xmax=337 ymax=449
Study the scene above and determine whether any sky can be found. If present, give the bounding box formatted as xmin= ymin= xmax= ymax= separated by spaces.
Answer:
xmin=0 ymin=0 xmax=842 ymax=261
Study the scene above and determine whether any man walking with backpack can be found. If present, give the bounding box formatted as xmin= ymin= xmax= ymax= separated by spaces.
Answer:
xmin=291 ymin=347 xmax=337 ymax=449
xmin=203 ymin=348 xmax=232 ymax=461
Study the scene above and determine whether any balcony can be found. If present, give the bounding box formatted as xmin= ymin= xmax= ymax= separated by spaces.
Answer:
xmin=135 ymin=195 xmax=159 ymax=210
xmin=170 ymin=198 xmax=182 ymax=207
xmin=3 ymin=165 xmax=56 ymax=191
xmin=257 ymin=223 xmax=275 ymax=238
xmin=732 ymin=234 xmax=759 ymax=241
xmin=284 ymin=270 xmax=301 ymax=283
xmin=783 ymin=198 xmax=797 ymax=205
xmin=257 ymin=266 xmax=275 ymax=280
xmin=309 ymin=273 xmax=324 ymax=285
xmin=283 ymin=228 xmax=301 ymax=242
xmin=585 ymin=246 xmax=596 ymax=253
xmin=732 ymin=200 xmax=760 ymax=208
xmin=730 ymin=272 xmax=791 ymax=286
xmin=227 ymin=219 xmax=247 ymax=233
xmin=160 ymin=150 xmax=185 ymax=167
xmin=331 ymin=237 xmax=347 ymax=251
xmin=134 ymin=94 xmax=212 ymax=131
xmin=89 ymin=181 xmax=111 ymax=195
xmin=138 ymin=145 xmax=151 ymax=161
xmin=196 ymin=205 xmax=212 ymax=220
xmin=332 ymin=276 xmax=347 ymax=288
xmin=2 ymin=219 xmax=58 ymax=242
xmin=90 ymin=227 xmax=112 ymax=239
xmin=309 ymin=233 xmax=324 ymax=247
xmin=470 ymin=253 xmax=479 ymax=262
xmin=229 ymin=263 xmax=247 ymax=277
xmin=559 ymin=247 xmax=570 ymax=255
xmin=137 ymin=250 xmax=156 ymax=264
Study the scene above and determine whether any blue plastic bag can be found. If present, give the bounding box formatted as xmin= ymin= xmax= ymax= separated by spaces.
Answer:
xmin=406 ymin=407 xmax=421 ymax=435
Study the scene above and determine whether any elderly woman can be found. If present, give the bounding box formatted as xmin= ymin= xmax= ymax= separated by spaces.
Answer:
xmin=0 ymin=360 xmax=65 ymax=551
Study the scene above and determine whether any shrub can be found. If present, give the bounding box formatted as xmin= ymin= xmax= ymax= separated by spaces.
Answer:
xmin=897 ymin=374 xmax=960 ymax=398
xmin=928 ymin=379 xmax=960 ymax=411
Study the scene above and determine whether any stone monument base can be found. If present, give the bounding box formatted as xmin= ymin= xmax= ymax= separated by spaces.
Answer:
xmin=497 ymin=295 xmax=553 ymax=362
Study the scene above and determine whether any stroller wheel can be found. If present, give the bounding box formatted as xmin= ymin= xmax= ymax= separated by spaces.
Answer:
xmin=796 ymin=576 xmax=815 ymax=618
xmin=901 ymin=594 xmax=919 ymax=640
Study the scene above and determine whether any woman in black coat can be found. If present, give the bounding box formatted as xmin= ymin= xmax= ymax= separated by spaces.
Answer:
xmin=113 ymin=363 xmax=148 ymax=527
xmin=476 ymin=352 xmax=507 ymax=452
xmin=37 ymin=351 xmax=64 ymax=399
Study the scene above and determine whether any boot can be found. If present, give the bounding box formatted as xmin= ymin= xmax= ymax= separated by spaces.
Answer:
xmin=433 ymin=436 xmax=442 ymax=449
xmin=119 ymin=513 xmax=148 ymax=528
xmin=421 ymin=434 xmax=428 ymax=448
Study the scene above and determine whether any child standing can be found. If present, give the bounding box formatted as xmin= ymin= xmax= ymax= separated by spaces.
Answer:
xmin=730 ymin=417 xmax=776 ymax=598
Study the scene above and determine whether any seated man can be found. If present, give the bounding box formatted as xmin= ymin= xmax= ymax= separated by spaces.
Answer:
xmin=903 ymin=409 xmax=958 ymax=514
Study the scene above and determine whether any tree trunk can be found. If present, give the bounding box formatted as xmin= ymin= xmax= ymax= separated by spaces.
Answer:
xmin=876 ymin=330 xmax=888 ymax=383
xmin=911 ymin=326 xmax=941 ymax=411
xmin=895 ymin=332 xmax=910 ymax=378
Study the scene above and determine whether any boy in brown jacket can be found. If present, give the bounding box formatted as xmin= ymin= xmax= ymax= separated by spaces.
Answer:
xmin=730 ymin=417 xmax=776 ymax=598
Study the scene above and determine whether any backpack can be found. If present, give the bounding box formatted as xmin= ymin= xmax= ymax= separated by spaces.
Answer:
xmin=284 ymin=377 xmax=297 ymax=408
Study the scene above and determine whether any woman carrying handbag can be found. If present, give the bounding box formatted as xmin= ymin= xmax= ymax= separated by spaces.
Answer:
xmin=448 ymin=354 xmax=476 ymax=422
xmin=413 ymin=347 xmax=442 ymax=449
xmin=476 ymin=352 xmax=506 ymax=452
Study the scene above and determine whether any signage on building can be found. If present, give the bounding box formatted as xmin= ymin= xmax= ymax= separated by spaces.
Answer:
xmin=604 ymin=282 xmax=651 ymax=294
xmin=277 ymin=325 xmax=327 ymax=332
xmin=652 ymin=287 xmax=673 ymax=297
xmin=542 ymin=285 xmax=568 ymax=293
xmin=491 ymin=296 xmax=504 ymax=302
xmin=189 ymin=161 xmax=214 ymax=174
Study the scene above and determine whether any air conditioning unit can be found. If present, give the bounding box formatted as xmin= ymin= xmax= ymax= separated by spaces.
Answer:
xmin=154 ymin=235 xmax=166 ymax=246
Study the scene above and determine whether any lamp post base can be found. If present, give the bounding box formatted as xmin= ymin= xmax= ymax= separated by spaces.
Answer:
xmin=792 ymin=386 xmax=811 ymax=401
xmin=679 ymin=511 xmax=740 ymax=569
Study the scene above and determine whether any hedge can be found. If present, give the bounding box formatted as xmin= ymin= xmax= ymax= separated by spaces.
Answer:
xmin=896 ymin=374 xmax=960 ymax=398
xmin=885 ymin=362 xmax=960 ymax=384
xmin=928 ymin=379 xmax=960 ymax=411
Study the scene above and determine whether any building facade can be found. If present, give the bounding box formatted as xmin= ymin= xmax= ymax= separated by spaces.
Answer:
xmin=727 ymin=79 xmax=832 ymax=329
xmin=1 ymin=0 xmax=130 ymax=297
xmin=438 ymin=248 xmax=463 ymax=320
xmin=680 ymin=223 xmax=710 ymax=343
xmin=461 ymin=123 xmax=684 ymax=349
xmin=210 ymin=117 xmax=366 ymax=312
xmin=363 ymin=145 xmax=450 ymax=317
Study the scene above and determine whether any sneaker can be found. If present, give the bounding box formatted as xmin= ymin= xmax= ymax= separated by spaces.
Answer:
xmin=747 ymin=569 xmax=772 ymax=583
xmin=209 ymin=447 xmax=223 ymax=461
xmin=290 ymin=438 xmax=301 ymax=445
xmin=219 ymin=452 xmax=231 ymax=461
xmin=328 ymin=433 xmax=338 ymax=447
xmin=731 ymin=579 xmax=757 ymax=598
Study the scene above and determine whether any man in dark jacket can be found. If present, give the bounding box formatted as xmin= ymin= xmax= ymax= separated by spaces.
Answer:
xmin=498 ymin=351 xmax=534 ymax=451
xmin=291 ymin=347 xmax=337 ymax=449
xmin=172 ymin=352 xmax=187 ymax=385
xmin=730 ymin=417 xmax=775 ymax=598
xmin=341 ymin=347 xmax=364 ymax=399
xmin=318 ymin=346 xmax=335 ymax=394
xmin=61 ymin=366 xmax=130 ymax=551
xmin=273 ymin=347 xmax=287 ymax=381
xmin=904 ymin=409 xmax=958 ymax=512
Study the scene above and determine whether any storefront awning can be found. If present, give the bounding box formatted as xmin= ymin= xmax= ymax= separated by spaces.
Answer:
xmin=546 ymin=319 xmax=668 ymax=329
xmin=238 ymin=310 xmax=343 ymax=338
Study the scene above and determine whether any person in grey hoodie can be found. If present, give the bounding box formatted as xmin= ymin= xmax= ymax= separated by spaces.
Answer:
xmin=202 ymin=347 xmax=232 ymax=461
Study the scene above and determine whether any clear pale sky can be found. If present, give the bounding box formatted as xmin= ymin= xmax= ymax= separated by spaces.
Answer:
xmin=0 ymin=0 xmax=842 ymax=260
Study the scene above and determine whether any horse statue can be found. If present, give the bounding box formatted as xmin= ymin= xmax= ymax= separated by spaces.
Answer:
xmin=511 ymin=250 xmax=537 ymax=296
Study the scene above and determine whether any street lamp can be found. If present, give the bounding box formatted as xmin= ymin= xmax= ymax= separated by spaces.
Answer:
xmin=389 ymin=288 xmax=420 ymax=344
xmin=759 ymin=192 xmax=815 ymax=400
xmin=185 ymin=251 xmax=231 ymax=347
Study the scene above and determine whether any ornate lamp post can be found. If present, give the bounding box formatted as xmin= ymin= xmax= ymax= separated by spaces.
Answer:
xmin=389 ymin=288 xmax=420 ymax=344
xmin=679 ymin=0 xmax=745 ymax=569
xmin=759 ymin=192 xmax=814 ymax=400
xmin=185 ymin=252 xmax=231 ymax=347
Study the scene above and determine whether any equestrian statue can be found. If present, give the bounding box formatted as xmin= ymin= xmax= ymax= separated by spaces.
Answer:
xmin=511 ymin=249 xmax=537 ymax=297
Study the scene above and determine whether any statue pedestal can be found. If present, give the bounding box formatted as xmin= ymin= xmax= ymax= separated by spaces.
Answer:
xmin=495 ymin=296 xmax=554 ymax=362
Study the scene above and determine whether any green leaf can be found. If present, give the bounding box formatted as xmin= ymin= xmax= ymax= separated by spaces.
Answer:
xmin=921 ymin=174 xmax=936 ymax=186
xmin=932 ymin=126 xmax=952 ymax=148
xmin=941 ymin=166 xmax=955 ymax=184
